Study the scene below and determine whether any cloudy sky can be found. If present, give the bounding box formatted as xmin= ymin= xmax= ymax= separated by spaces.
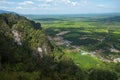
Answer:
xmin=0 ymin=0 xmax=120 ymax=14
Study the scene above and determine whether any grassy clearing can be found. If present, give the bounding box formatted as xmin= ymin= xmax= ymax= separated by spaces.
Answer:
xmin=65 ymin=52 xmax=103 ymax=69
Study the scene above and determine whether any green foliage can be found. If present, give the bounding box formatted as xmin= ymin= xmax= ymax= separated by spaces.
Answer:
xmin=39 ymin=14 xmax=120 ymax=58
xmin=0 ymin=71 xmax=40 ymax=80
xmin=0 ymin=13 xmax=86 ymax=80
xmin=1 ymin=13 xmax=120 ymax=80
xmin=31 ymin=14 xmax=120 ymax=80
xmin=65 ymin=53 xmax=103 ymax=69
xmin=88 ymin=69 xmax=118 ymax=80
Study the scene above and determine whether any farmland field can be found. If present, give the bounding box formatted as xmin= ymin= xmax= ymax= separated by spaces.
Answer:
xmin=25 ymin=14 xmax=120 ymax=59
xmin=25 ymin=14 xmax=120 ymax=73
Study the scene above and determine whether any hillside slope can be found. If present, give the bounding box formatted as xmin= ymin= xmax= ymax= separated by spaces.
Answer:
xmin=0 ymin=13 xmax=86 ymax=80
xmin=0 ymin=13 xmax=119 ymax=80
xmin=0 ymin=13 xmax=53 ymax=57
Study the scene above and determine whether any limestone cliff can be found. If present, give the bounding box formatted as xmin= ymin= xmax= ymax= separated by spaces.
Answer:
xmin=0 ymin=13 xmax=53 ymax=58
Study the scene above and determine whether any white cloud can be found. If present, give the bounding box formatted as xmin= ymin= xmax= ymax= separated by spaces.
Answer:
xmin=16 ymin=6 xmax=23 ymax=10
xmin=0 ymin=0 xmax=15 ymax=4
xmin=97 ymin=4 xmax=105 ymax=7
xmin=0 ymin=6 xmax=8 ymax=9
xmin=78 ymin=0 xmax=90 ymax=7
xmin=62 ymin=0 xmax=78 ymax=6
xmin=82 ymin=0 xmax=88 ymax=4
xmin=19 ymin=1 xmax=34 ymax=5
xmin=97 ymin=4 xmax=107 ymax=8
xmin=36 ymin=0 xmax=78 ymax=6
xmin=39 ymin=4 xmax=50 ymax=8
xmin=42 ymin=0 xmax=54 ymax=3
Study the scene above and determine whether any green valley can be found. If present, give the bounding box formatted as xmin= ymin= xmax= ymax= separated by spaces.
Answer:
xmin=27 ymin=14 xmax=120 ymax=60
xmin=0 ymin=13 xmax=120 ymax=80
xmin=25 ymin=13 xmax=120 ymax=79
xmin=0 ymin=0 xmax=120 ymax=79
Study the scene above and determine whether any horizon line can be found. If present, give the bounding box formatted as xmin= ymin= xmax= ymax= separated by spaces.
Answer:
xmin=22 ymin=12 xmax=120 ymax=15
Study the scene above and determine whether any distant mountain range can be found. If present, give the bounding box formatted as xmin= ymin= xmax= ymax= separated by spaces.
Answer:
xmin=0 ymin=10 xmax=16 ymax=14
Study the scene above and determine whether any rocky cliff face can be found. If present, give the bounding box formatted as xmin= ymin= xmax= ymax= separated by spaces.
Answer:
xmin=0 ymin=13 xmax=52 ymax=58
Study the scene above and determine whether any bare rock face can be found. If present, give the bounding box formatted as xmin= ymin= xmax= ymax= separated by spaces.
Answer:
xmin=37 ymin=47 xmax=43 ymax=57
xmin=37 ymin=42 xmax=52 ymax=58
xmin=37 ymin=47 xmax=43 ymax=53
xmin=0 ymin=13 xmax=53 ymax=59
xmin=12 ymin=30 xmax=22 ymax=45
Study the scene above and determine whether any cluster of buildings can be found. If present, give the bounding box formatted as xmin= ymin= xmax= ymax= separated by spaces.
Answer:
xmin=47 ymin=31 xmax=120 ymax=63
xmin=113 ymin=58 xmax=120 ymax=63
